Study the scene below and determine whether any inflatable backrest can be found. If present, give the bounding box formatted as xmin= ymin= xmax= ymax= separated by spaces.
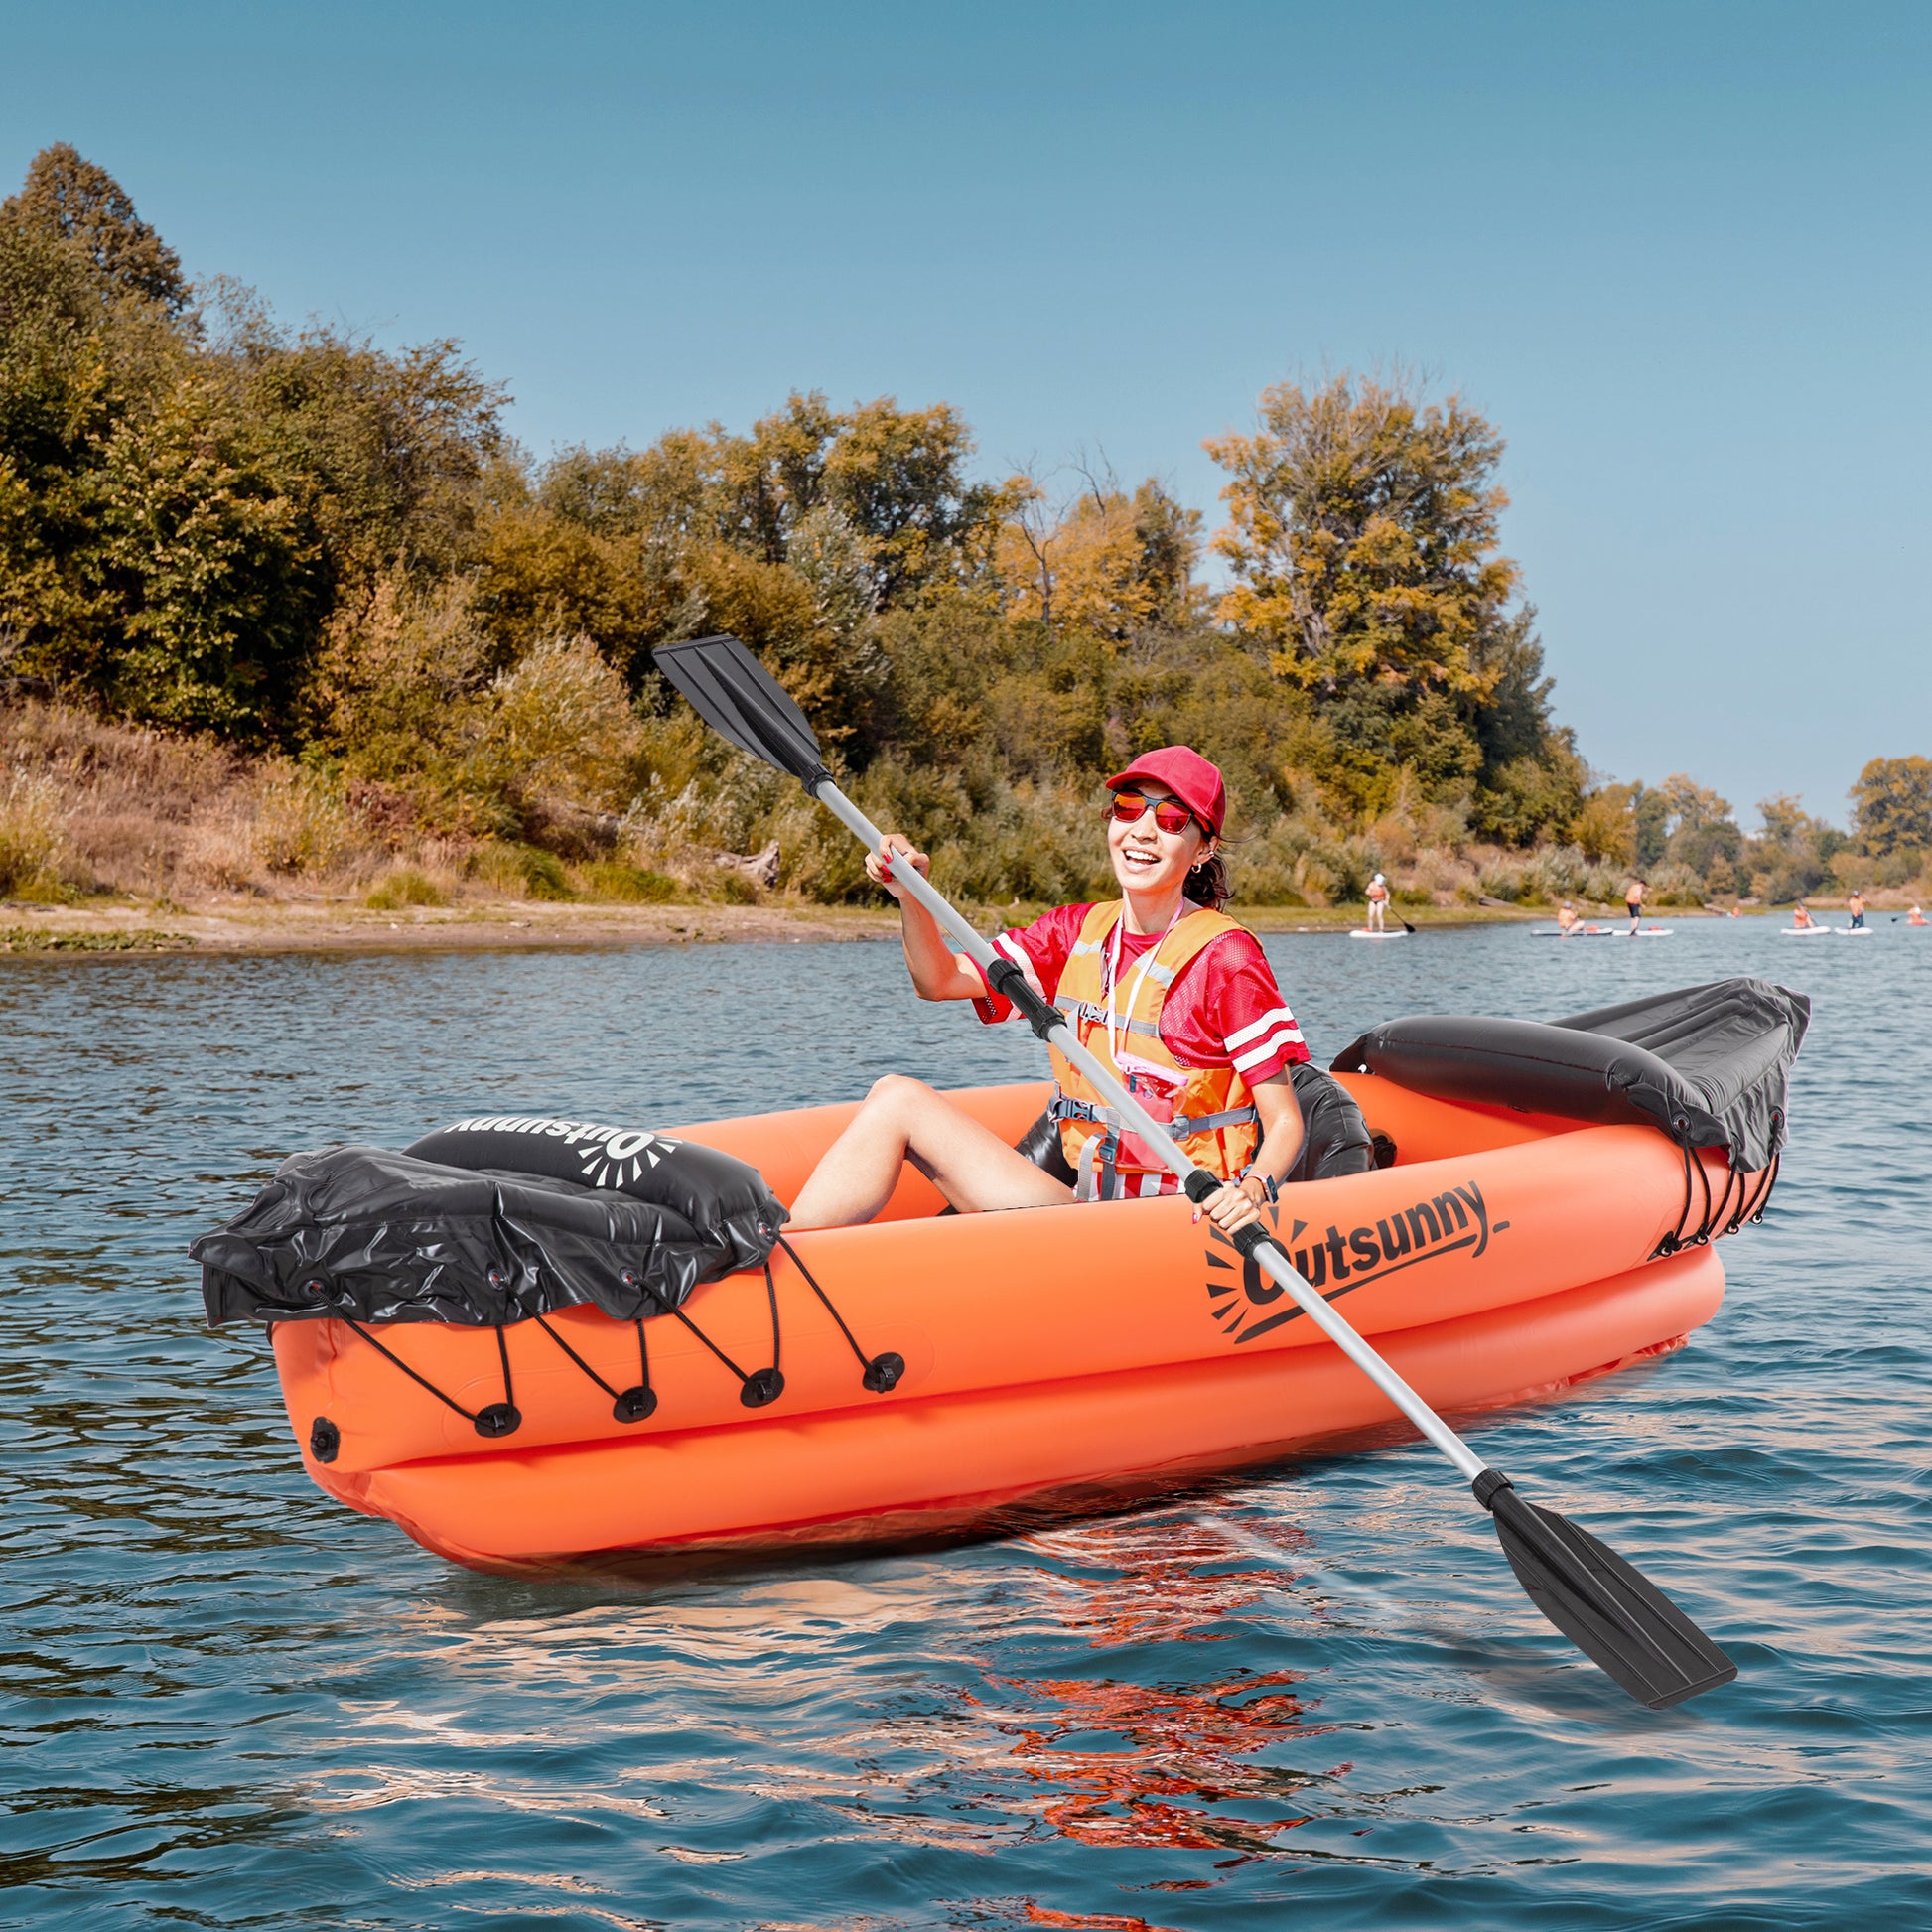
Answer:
xmin=193 ymin=1115 xmax=786 ymax=1329
xmin=407 ymin=1113 xmax=782 ymax=1248
xmin=1329 ymin=977 xmax=1808 ymax=1171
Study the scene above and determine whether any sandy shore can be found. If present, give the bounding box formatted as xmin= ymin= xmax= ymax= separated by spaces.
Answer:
xmin=0 ymin=893 xmax=1770 ymax=956
xmin=0 ymin=896 xmax=905 ymax=955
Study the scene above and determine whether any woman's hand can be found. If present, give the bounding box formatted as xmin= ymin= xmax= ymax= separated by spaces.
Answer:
xmin=867 ymin=834 xmax=930 ymax=901
xmin=1194 ymin=1175 xmax=1268 ymax=1237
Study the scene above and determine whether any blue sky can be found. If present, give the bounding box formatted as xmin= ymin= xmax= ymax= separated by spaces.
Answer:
xmin=6 ymin=1 xmax=1926 ymax=826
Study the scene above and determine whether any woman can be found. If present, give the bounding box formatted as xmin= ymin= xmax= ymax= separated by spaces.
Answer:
xmin=788 ymin=747 xmax=1308 ymax=1241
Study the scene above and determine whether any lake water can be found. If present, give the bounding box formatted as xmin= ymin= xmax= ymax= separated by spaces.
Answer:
xmin=4 ymin=916 xmax=1928 ymax=1929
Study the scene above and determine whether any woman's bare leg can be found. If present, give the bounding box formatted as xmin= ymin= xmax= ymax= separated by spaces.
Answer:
xmin=788 ymin=1075 xmax=1074 ymax=1228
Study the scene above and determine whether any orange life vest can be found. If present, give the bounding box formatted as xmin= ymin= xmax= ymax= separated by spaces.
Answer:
xmin=1046 ymin=900 xmax=1261 ymax=1200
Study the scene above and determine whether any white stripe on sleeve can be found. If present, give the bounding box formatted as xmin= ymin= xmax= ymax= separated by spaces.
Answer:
xmin=1224 ymin=1004 xmax=1295 ymax=1050
xmin=1232 ymin=1026 xmax=1305 ymax=1073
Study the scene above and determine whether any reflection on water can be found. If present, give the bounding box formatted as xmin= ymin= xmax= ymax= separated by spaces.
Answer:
xmin=4 ymin=923 xmax=1930 ymax=1927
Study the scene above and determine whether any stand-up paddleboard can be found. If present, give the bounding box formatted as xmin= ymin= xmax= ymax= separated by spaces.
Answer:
xmin=1836 ymin=925 xmax=1875 ymax=937
xmin=1533 ymin=926 xmax=1614 ymax=937
xmin=1348 ymin=928 xmax=1407 ymax=939
xmin=1780 ymin=925 xmax=1833 ymax=937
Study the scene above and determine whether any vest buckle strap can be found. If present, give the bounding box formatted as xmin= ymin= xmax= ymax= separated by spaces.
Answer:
xmin=1049 ymin=1093 xmax=1119 ymax=1128
xmin=1171 ymin=1105 xmax=1261 ymax=1134
xmin=1055 ymin=996 xmax=1160 ymax=1039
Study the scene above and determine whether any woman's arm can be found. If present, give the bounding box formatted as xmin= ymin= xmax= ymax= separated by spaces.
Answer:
xmin=868 ymin=834 xmax=986 ymax=1002
xmin=1198 ymin=1070 xmax=1304 ymax=1237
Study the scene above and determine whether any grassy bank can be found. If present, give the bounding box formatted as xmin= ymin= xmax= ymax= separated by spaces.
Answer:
xmin=4 ymin=695 xmax=1924 ymax=960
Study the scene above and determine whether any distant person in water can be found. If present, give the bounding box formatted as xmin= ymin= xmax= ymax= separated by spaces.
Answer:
xmin=1365 ymin=872 xmax=1389 ymax=933
xmin=1791 ymin=901 xmax=1815 ymax=928
xmin=1910 ymin=905 xmax=1929 ymax=926
xmin=1847 ymin=890 xmax=1866 ymax=928
xmin=1624 ymin=877 xmax=1646 ymax=934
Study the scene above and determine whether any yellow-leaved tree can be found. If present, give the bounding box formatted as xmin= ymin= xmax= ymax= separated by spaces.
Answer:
xmin=996 ymin=476 xmax=1201 ymax=643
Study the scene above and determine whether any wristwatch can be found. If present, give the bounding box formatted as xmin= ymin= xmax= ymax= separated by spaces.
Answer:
xmin=1240 ymin=1172 xmax=1279 ymax=1204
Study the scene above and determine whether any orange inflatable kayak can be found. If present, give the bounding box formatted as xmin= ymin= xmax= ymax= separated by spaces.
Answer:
xmin=192 ymin=977 xmax=1806 ymax=1575
xmin=261 ymin=1076 xmax=1744 ymax=1573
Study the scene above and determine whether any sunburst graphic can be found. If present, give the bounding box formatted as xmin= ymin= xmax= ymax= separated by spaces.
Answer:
xmin=1204 ymin=1203 xmax=1302 ymax=1340
xmin=576 ymin=1127 xmax=681 ymax=1190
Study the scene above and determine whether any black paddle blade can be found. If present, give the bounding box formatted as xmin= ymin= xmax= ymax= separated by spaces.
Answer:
xmin=1478 ymin=1474 xmax=1736 ymax=1709
xmin=653 ymin=634 xmax=828 ymax=786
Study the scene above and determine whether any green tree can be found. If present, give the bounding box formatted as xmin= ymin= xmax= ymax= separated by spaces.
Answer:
xmin=86 ymin=371 xmax=325 ymax=732
xmin=1851 ymin=755 xmax=1932 ymax=857
xmin=705 ymin=390 xmax=1010 ymax=607
xmin=1206 ymin=373 xmax=1572 ymax=831
xmin=1629 ymin=784 xmax=1671 ymax=870
xmin=2 ymin=143 xmax=188 ymax=315
xmin=0 ymin=166 xmax=187 ymax=675
xmin=1651 ymin=775 xmax=1742 ymax=890
xmin=215 ymin=303 xmax=507 ymax=583
xmin=1748 ymin=792 xmax=1846 ymax=902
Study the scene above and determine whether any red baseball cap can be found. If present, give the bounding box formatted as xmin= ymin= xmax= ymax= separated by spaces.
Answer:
xmin=1105 ymin=745 xmax=1226 ymax=837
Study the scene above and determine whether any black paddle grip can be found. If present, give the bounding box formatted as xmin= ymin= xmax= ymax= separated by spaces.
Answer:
xmin=1472 ymin=1467 xmax=1513 ymax=1510
xmin=986 ymin=958 xmax=1064 ymax=1043
xmin=1231 ymin=1220 xmax=1271 ymax=1257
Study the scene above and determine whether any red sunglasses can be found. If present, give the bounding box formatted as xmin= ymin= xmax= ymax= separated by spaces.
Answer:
xmin=1109 ymin=788 xmax=1199 ymax=836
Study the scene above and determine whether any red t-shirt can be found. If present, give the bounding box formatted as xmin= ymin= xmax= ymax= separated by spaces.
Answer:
xmin=971 ymin=902 xmax=1311 ymax=1083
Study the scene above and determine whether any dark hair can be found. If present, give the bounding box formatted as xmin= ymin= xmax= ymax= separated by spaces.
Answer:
xmin=1187 ymin=849 xmax=1232 ymax=909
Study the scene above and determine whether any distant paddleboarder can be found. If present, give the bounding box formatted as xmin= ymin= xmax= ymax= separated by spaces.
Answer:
xmin=1365 ymin=872 xmax=1390 ymax=934
xmin=1624 ymin=876 xmax=1647 ymax=935
xmin=1847 ymin=890 xmax=1866 ymax=929
xmin=1557 ymin=900 xmax=1582 ymax=936
xmin=1791 ymin=901 xmax=1815 ymax=930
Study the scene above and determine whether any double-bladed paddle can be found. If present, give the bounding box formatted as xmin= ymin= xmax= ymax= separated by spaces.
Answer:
xmin=654 ymin=632 xmax=1737 ymax=1710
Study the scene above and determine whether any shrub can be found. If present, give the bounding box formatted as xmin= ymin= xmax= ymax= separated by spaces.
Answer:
xmin=1755 ymin=857 xmax=1825 ymax=905
xmin=578 ymin=860 xmax=678 ymax=902
xmin=365 ymin=866 xmax=448 ymax=909
xmin=467 ymin=634 xmax=645 ymax=818
xmin=0 ymin=771 xmax=68 ymax=897
xmin=1646 ymin=863 xmax=1708 ymax=907
xmin=470 ymin=841 xmax=573 ymax=900
xmin=255 ymin=762 xmax=353 ymax=874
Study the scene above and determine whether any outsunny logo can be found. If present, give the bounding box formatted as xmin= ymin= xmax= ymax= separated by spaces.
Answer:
xmin=444 ymin=1116 xmax=683 ymax=1190
xmin=1206 ymin=1180 xmax=1508 ymax=1346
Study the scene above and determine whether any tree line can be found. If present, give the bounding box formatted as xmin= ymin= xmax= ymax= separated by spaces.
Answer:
xmin=1 ymin=144 xmax=1923 ymax=907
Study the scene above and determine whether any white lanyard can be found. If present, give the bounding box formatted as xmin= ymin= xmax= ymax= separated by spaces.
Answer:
xmin=1103 ymin=899 xmax=1185 ymax=1068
